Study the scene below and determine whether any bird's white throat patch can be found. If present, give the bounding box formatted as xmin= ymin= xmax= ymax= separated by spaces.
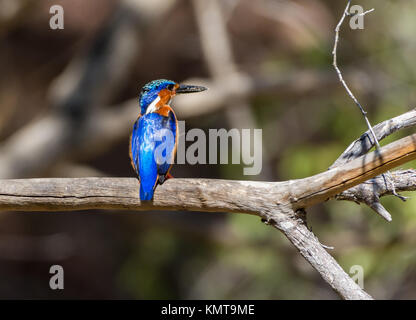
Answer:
xmin=146 ymin=96 xmax=161 ymax=114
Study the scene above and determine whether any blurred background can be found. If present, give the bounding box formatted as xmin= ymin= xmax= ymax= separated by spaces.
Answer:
xmin=1 ymin=0 xmax=416 ymax=299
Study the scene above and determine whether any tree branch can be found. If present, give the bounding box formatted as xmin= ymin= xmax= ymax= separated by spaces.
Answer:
xmin=331 ymin=109 xmax=416 ymax=168
xmin=1 ymin=133 xmax=415 ymax=214
xmin=336 ymin=169 xmax=416 ymax=221
xmin=275 ymin=210 xmax=372 ymax=300
xmin=329 ymin=109 xmax=416 ymax=220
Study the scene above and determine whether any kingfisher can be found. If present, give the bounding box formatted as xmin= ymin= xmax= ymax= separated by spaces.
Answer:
xmin=130 ymin=79 xmax=207 ymax=201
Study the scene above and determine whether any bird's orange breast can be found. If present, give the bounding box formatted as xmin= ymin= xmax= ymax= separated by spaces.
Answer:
xmin=156 ymin=89 xmax=175 ymax=117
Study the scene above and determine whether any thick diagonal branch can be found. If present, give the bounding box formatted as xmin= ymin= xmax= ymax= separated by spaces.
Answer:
xmin=275 ymin=210 xmax=372 ymax=300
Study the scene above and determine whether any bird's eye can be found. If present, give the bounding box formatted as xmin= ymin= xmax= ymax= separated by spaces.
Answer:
xmin=167 ymin=84 xmax=175 ymax=91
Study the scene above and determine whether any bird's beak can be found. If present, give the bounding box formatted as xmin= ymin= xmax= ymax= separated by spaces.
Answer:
xmin=176 ymin=84 xmax=207 ymax=94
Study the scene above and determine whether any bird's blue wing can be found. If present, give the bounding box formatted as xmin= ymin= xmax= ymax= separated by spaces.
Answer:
xmin=130 ymin=117 xmax=141 ymax=177
xmin=155 ymin=110 xmax=177 ymax=178
xmin=130 ymin=112 xmax=177 ymax=200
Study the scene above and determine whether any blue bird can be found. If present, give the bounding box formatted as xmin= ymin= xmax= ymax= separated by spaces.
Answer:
xmin=130 ymin=79 xmax=207 ymax=201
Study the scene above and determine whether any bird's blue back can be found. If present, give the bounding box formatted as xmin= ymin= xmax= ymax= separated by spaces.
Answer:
xmin=131 ymin=111 xmax=177 ymax=200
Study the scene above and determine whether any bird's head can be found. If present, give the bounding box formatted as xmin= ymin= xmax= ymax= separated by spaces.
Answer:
xmin=139 ymin=79 xmax=207 ymax=115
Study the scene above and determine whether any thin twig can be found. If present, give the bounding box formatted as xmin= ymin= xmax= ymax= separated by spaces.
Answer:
xmin=332 ymin=1 xmax=406 ymax=204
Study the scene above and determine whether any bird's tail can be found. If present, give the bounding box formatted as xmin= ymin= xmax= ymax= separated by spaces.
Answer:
xmin=140 ymin=184 xmax=154 ymax=201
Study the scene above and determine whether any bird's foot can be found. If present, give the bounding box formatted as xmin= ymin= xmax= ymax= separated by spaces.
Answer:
xmin=158 ymin=173 xmax=174 ymax=185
